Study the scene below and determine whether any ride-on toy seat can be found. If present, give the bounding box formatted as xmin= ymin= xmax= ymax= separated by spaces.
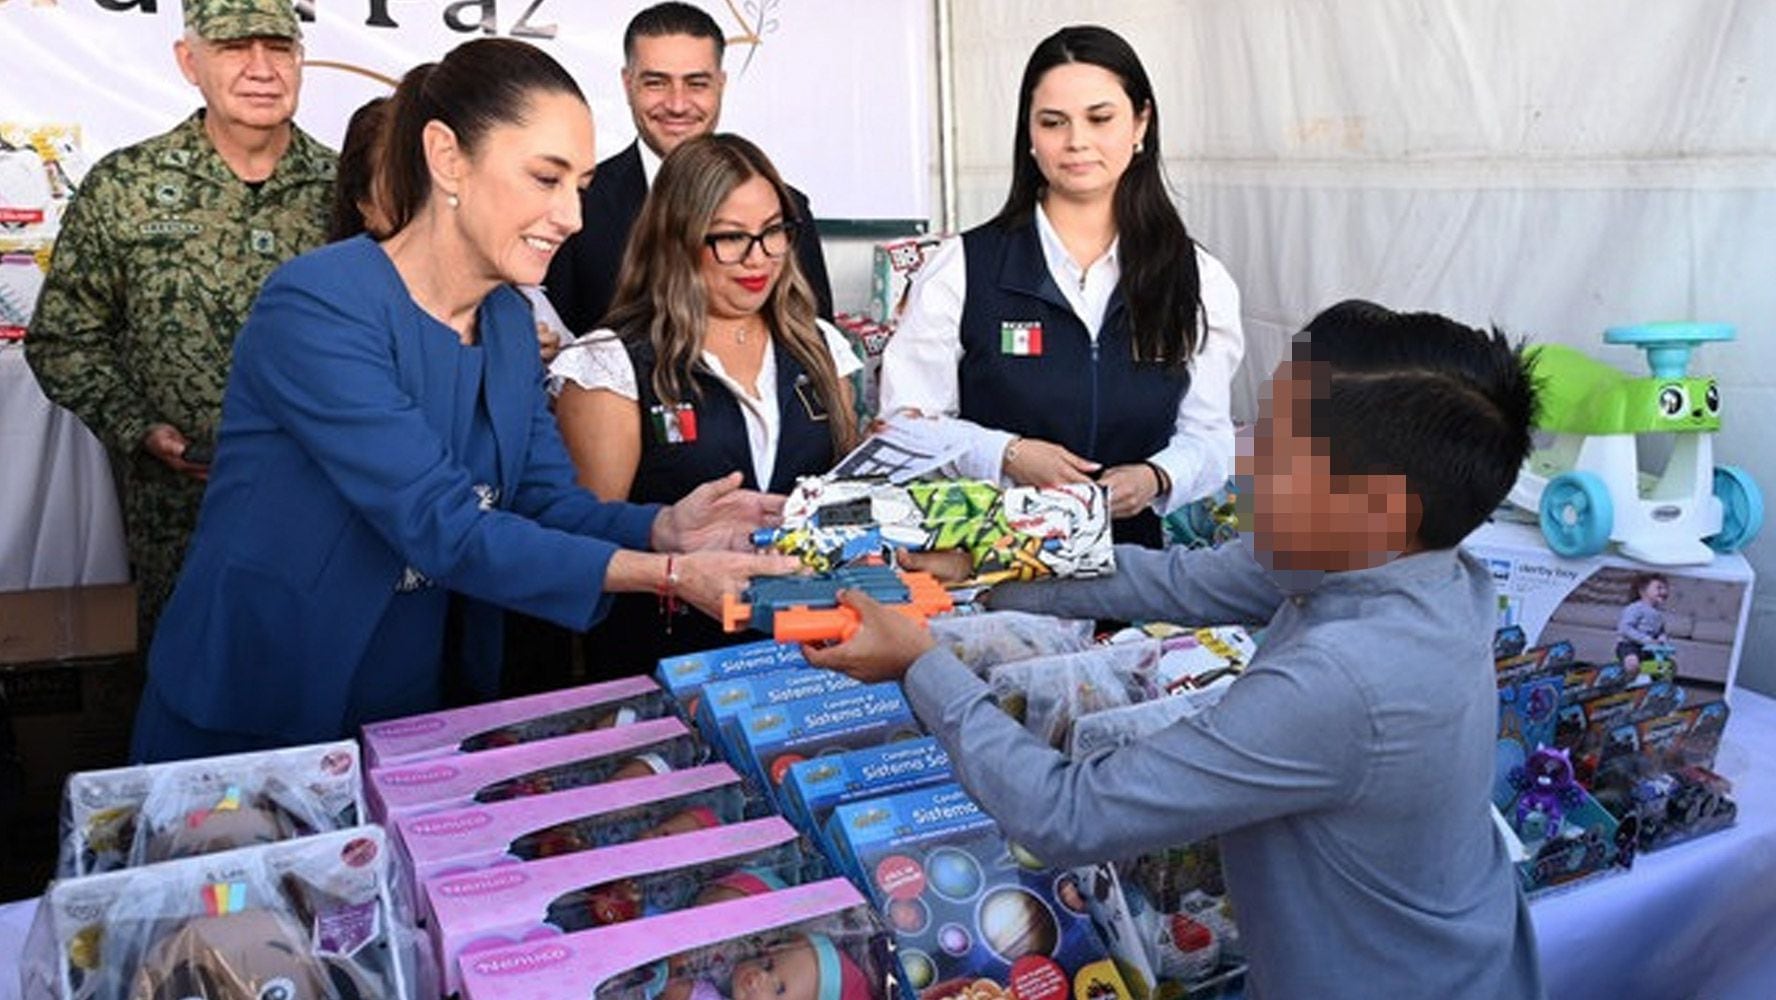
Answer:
xmin=1508 ymin=322 xmax=1762 ymax=565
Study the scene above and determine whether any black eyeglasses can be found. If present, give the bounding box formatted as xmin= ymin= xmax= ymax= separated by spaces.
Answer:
xmin=703 ymin=221 xmax=797 ymax=264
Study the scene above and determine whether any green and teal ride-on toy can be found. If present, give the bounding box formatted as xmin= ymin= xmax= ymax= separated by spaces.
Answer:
xmin=1508 ymin=322 xmax=1763 ymax=565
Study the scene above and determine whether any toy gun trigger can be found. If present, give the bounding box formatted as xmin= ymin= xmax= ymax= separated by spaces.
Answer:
xmin=721 ymin=593 xmax=752 ymax=633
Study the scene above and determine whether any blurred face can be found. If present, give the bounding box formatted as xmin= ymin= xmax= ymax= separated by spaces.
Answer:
xmin=1242 ymin=365 xmax=1416 ymax=572
xmin=175 ymin=34 xmax=303 ymax=132
xmin=444 ymin=90 xmax=595 ymax=287
xmin=623 ymin=33 xmax=726 ymax=157
xmin=1027 ymin=62 xmax=1148 ymax=204
xmin=700 ymin=174 xmax=790 ymax=322
xmin=731 ymin=939 xmax=820 ymax=1000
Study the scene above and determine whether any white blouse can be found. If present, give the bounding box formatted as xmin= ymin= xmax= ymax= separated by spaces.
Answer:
xmin=549 ymin=318 xmax=862 ymax=491
xmin=878 ymin=204 xmax=1244 ymax=512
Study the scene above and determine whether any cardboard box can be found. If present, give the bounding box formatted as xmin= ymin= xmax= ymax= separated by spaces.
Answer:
xmin=1463 ymin=520 xmax=1754 ymax=695
xmin=0 ymin=584 xmax=136 ymax=664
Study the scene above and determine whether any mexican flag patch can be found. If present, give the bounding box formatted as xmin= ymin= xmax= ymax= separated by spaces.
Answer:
xmin=649 ymin=401 xmax=699 ymax=444
xmin=1000 ymin=321 xmax=1043 ymax=356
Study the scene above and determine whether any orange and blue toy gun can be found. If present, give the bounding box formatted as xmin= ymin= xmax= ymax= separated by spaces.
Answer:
xmin=721 ymin=564 xmax=953 ymax=644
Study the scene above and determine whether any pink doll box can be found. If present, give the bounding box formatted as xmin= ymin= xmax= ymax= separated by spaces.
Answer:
xmin=459 ymin=877 xmax=886 ymax=1000
xmin=368 ymin=716 xmax=704 ymax=822
xmin=363 ymin=676 xmax=667 ymax=769
xmin=396 ymin=762 xmax=751 ymax=887
xmin=428 ymin=816 xmax=807 ymax=996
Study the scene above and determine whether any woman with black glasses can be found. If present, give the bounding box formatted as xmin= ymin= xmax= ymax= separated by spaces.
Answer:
xmin=550 ymin=133 xmax=860 ymax=674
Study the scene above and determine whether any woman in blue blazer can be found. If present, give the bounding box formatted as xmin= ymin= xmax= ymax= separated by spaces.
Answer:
xmin=133 ymin=39 xmax=794 ymax=763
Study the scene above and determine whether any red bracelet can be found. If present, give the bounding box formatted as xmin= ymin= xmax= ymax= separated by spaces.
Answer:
xmin=658 ymin=555 xmax=681 ymax=631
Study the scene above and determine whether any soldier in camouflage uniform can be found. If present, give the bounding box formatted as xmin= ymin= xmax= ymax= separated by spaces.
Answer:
xmin=26 ymin=0 xmax=335 ymax=639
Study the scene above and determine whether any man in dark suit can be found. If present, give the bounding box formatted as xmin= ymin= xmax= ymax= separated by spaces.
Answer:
xmin=543 ymin=1 xmax=834 ymax=335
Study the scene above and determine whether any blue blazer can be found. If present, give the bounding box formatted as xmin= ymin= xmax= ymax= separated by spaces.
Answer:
xmin=147 ymin=237 xmax=659 ymax=743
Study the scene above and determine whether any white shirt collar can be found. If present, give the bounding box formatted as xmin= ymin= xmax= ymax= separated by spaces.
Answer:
xmin=637 ymin=140 xmax=664 ymax=188
xmin=1033 ymin=202 xmax=1120 ymax=283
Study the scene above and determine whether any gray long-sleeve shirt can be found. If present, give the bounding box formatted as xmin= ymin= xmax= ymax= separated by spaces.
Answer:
xmin=902 ymin=540 xmax=1543 ymax=1000
xmin=1617 ymin=599 xmax=1667 ymax=645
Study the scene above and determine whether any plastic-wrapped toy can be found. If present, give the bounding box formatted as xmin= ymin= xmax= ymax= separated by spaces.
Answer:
xmin=722 ymin=565 xmax=953 ymax=644
xmin=1508 ymin=747 xmax=1586 ymax=842
xmin=456 ymin=879 xmax=892 ymax=1000
xmin=60 ymin=740 xmax=363 ymax=877
xmin=926 ymin=610 xmax=1095 ymax=676
xmin=988 ymin=641 xmax=1163 ymax=749
xmin=428 ymin=817 xmax=812 ymax=996
xmin=24 ymin=826 xmax=422 ymax=1000
xmin=367 ymin=717 xmax=706 ymax=822
xmin=757 ymin=475 xmax=1115 ymax=584
xmin=1509 ymin=323 xmax=1763 ymax=564
xmin=393 ymin=763 xmax=757 ymax=893
xmin=362 ymin=677 xmax=667 ymax=768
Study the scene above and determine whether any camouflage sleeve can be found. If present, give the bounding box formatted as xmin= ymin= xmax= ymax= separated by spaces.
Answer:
xmin=24 ymin=158 xmax=158 ymax=454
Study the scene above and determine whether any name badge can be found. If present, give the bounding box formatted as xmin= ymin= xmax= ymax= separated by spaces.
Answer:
xmin=649 ymin=401 xmax=699 ymax=444
xmin=1000 ymin=321 xmax=1043 ymax=357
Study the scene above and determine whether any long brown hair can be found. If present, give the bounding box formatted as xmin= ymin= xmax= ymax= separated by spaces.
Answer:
xmin=604 ymin=133 xmax=856 ymax=455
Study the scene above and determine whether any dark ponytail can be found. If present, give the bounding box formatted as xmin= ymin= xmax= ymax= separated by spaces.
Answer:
xmin=993 ymin=25 xmax=1202 ymax=368
xmin=378 ymin=38 xmax=585 ymax=235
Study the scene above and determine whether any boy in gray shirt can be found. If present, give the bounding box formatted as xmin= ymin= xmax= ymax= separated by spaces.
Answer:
xmin=806 ymin=300 xmax=1545 ymax=999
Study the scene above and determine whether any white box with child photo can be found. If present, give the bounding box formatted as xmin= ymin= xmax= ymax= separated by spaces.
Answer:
xmin=1464 ymin=518 xmax=1754 ymax=697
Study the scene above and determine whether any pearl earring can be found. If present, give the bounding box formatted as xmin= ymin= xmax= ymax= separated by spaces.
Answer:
xmin=446 ymin=193 xmax=460 ymax=208
xmin=1134 ymin=140 xmax=1145 ymax=154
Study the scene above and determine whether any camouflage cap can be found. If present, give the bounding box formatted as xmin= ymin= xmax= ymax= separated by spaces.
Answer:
xmin=183 ymin=0 xmax=302 ymax=42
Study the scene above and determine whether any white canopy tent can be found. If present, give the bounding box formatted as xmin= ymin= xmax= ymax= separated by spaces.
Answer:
xmin=933 ymin=0 xmax=1775 ymax=693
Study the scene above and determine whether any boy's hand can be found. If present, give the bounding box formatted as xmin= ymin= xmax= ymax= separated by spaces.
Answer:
xmin=801 ymin=588 xmax=937 ymax=683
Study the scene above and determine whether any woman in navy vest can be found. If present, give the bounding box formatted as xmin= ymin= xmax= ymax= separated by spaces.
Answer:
xmin=552 ymin=134 xmax=861 ymax=675
xmin=881 ymin=25 xmax=1244 ymax=548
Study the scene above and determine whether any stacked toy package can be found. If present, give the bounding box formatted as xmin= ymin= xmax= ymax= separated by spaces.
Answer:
xmin=368 ymin=716 xmax=706 ymax=821
xmin=699 ymin=668 xmax=863 ymax=765
xmin=362 ymin=676 xmax=668 ymax=768
xmin=22 ymin=825 xmax=425 ymax=1000
xmin=59 ymin=739 xmax=364 ymax=877
xmin=457 ymin=878 xmax=893 ymax=1000
xmin=427 ymin=817 xmax=816 ymax=995
xmin=781 ymin=737 xmax=954 ymax=856
xmin=988 ymin=641 xmax=1163 ymax=749
xmin=657 ymin=639 xmax=812 ymax=719
xmin=827 ymin=782 xmax=1131 ymax=1000
xmin=732 ymin=683 xmax=923 ymax=806
xmin=393 ymin=762 xmax=759 ymax=889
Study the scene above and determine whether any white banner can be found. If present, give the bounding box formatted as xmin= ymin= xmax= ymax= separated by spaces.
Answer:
xmin=0 ymin=0 xmax=933 ymax=223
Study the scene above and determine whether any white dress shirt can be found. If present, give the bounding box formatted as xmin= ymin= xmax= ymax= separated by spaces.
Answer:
xmin=879 ymin=203 xmax=1244 ymax=512
xmin=549 ymin=319 xmax=862 ymax=490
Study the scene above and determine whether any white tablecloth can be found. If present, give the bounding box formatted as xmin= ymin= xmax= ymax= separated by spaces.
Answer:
xmin=5 ymin=690 xmax=1776 ymax=1000
xmin=0 ymin=344 xmax=127 ymax=590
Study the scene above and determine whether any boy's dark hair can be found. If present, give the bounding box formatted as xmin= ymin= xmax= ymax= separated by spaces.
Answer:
xmin=624 ymin=2 xmax=725 ymax=64
xmin=1293 ymin=299 xmax=1536 ymax=550
xmin=1630 ymin=573 xmax=1668 ymax=598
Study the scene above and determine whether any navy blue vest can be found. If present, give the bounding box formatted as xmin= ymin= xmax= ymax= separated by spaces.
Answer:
xmin=585 ymin=333 xmax=838 ymax=679
xmin=958 ymin=219 xmax=1189 ymax=546
xmin=951 ymin=219 xmax=1186 ymax=468
xmin=626 ymin=334 xmax=835 ymax=502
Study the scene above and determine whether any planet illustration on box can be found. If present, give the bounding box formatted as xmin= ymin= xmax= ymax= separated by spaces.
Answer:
xmin=937 ymin=923 xmax=972 ymax=956
xmin=902 ymin=949 xmax=936 ymax=989
xmin=889 ymin=897 xmax=930 ymax=933
xmin=978 ymin=887 xmax=1057 ymax=961
xmin=926 ymin=847 xmax=983 ymax=901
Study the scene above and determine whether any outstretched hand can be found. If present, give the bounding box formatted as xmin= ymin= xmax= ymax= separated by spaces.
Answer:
xmin=653 ymin=472 xmax=786 ymax=552
xmin=800 ymin=588 xmax=937 ymax=684
xmin=672 ymin=550 xmax=802 ymax=621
